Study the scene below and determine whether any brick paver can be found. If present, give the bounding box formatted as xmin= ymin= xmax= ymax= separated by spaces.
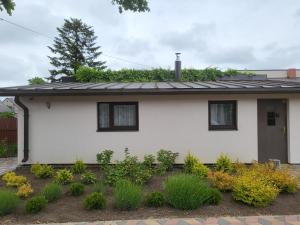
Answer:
xmin=0 ymin=157 xmax=18 ymax=175
xmin=29 ymin=215 xmax=300 ymax=225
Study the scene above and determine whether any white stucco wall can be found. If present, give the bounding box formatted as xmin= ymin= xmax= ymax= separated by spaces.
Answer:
xmin=16 ymin=94 xmax=300 ymax=164
xmin=238 ymin=70 xmax=300 ymax=78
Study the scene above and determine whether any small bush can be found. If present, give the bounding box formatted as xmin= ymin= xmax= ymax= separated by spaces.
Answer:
xmin=0 ymin=190 xmax=19 ymax=216
xmin=271 ymin=169 xmax=298 ymax=193
xmin=164 ymin=174 xmax=212 ymax=209
xmin=25 ymin=195 xmax=48 ymax=214
xmin=208 ymin=171 xmax=234 ymax=191
xmin=157 ymin=149 xmax=178 ymax=171
xmin=233 ymin=171 xmax=279 ymax=207
xmin=143 ymin=154 xmax=155 ymax=168
xmin=215 ymin=154 xmax=234 ymax=173
xmin=71 ymin=160 xmax=87 ymax=174
xmin=93 ymin=181 xmax=106 ymax=193
xmin=17 ymin=183 xmax=33 ymax=198
xmin=84 ymin=192 xmax=106 ymax=210
xmin=114 ymin=180 xmax=143 ymax=210
xmin=54 ymin=169 xmax=73 ymax=185
xmin=30 ymin=163 xmax=54 ymax=178
xmin=70 ymin=183 xmax=84 ymax=196
xmin=2 ymin=172 xmax=27 ymax=187
xmin=97 ymin=149 xmax=114 ymax=169
xmin=155 ymin=164 xmax=168 ymax=176
xmin=81 ymin=170 xmax=97 ymax=185
xmin=206 ymin=188 xmax=222 ymax=205
xmin=184 ymin=153 xmax=209 ymax=178
xmin=41 ymin=183 xmax=62 ymax=202
xmin=145 ymin=191 xmax=165 ymax=207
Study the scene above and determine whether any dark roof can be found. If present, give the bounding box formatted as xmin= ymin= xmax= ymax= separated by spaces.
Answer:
xmin=1 ymin=80 xmax=300 ymax=96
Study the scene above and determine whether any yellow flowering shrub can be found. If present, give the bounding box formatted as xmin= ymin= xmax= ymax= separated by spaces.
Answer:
xmin=2 ymin=172 xmax=27 ymax=187
xmin=271 ymin=169 xmax=298 ymax=193
xmin=17 ymin=183 xmax=33 ymax=198
xmin=232 ymin=170 xmax=279 ymax=207
xmin=208 ymin=171 xmax=234 ymax=192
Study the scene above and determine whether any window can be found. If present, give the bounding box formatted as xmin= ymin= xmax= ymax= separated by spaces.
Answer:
xmin=267 ymin=112 xmax=276 ymax=126
xmin=208 ymin=101 xmax=237 ymax=130
xmin=97 ymin=102 xmax=138 ymax=131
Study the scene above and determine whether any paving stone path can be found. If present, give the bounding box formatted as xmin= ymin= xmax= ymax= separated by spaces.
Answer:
xmin=29 ymin=215 xmax=300 ymax=225
xmin=0 ymin=157 xmax=18 ymax=175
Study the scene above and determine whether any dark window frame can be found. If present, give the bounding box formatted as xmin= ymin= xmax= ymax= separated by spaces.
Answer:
xmin=208 ymin=100 xmax=237 ymax=131
xmin=97 ymin=102 xmax=139 ymax=132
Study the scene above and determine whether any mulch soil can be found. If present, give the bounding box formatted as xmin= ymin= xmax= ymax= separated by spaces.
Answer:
xmin=1 ymin=167 xmax=300 ymax=224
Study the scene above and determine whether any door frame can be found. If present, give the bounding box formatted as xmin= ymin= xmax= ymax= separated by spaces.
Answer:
xmin=257 ymin=98 xmax=289 ymax=163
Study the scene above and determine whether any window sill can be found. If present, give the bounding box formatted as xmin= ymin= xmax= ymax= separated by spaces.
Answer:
xmin=97 ymin=129 xmax=139 ymax=132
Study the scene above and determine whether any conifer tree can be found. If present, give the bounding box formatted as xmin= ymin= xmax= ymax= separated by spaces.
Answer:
xmin=48 ymin=18 xmax=106 ymax=79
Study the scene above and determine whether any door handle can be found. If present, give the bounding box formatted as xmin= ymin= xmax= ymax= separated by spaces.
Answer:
xmin=282 ymin=126 xmax=287 ymax=135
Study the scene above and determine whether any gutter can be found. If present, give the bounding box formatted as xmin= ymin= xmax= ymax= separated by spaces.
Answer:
xmin=14 ymin=96 xmax=29 ymax=162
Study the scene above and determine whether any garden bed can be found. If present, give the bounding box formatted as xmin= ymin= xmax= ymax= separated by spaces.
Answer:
xmin=1 ymin=167 xmax=300 ymax=225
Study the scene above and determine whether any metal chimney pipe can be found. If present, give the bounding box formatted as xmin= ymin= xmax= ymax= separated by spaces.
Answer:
xmin=175 ymin=53 xmax=181 ymax=81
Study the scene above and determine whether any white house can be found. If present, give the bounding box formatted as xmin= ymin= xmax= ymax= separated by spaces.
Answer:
xmin=1 ymin=66 xmax=300 ymax=165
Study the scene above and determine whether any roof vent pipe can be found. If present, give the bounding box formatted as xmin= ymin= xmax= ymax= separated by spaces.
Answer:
xmin=175 ymin=53 xmax=182 ymax=81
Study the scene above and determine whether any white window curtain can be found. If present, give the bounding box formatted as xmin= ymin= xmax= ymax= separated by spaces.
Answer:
xmin=99 ymin=103 xmax=110 ymax=128
xmin=210 ymin=103 xmax=233 ymax=125
xmin=113 ymin=105 xmax=136 ymax=126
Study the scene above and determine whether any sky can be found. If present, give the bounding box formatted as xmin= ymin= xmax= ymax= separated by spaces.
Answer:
xmin=0 ymin=0 xmax=300 ymax=87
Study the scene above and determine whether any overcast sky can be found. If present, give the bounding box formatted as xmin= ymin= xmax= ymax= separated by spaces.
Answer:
xmin=0 ymin=0 xmax=300 ymax=87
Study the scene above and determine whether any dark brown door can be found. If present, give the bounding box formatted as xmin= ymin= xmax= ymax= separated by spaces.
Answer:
xmin=257 ymin=99 xmax=288 ymax=163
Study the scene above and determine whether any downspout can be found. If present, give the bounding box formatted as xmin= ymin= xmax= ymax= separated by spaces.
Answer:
xmin=14 ymin=96 xmax=29 ymax=162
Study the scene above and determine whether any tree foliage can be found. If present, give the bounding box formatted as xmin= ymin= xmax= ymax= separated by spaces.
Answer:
xmin=112 ymin=0 xmax=149 ymax=13
xmin=75 ymin=66 xmax=251 ymax=82
xmin=0 ymin=0 xmax=15 ymax=15
xmin=0 ymin=0 xmax=149 ymax=16
xmin=28 ymin=77 xmax=47 ymax=85
xmin=48 ymin=18 xmax=106 ymax=80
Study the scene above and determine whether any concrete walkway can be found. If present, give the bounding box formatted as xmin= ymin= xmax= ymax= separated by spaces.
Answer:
xmin=29 ymin=215 xmax=300 ymax=225
xmin=0 ymin=157 xmax=18 ymax=175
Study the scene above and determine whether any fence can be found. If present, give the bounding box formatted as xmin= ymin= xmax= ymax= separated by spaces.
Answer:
xmin=0 ymin=118 xmax=17 ymax=144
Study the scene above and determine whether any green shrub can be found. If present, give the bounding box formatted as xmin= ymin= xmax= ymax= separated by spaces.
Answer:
xmin=101 ymin=149 xmax=153 ymax=186
xmin=164 ymin=174 xmax=212 ymax=209
xmin=54 ymin=169 xmax=73 ymax=185
xmin=30 ymin=164 xmax=54 ymax=178
xmin=184 ymin=153 xmax=209 ymax=178
xmin=0 ymin=189 xmax=19 ymax=216
xmin=0 ymin=111 xmax=15 ymax=118
xmin=155 ymin=164 xmax=168 ymax=176
xmin=25 ymin=195 xmax=48 ymax=214
xmin=81 ymin=170 xmax=97 ymax=185
xmin=206 ymin=188 xmax=222 ymax=205
xmin=143 ymin=154 xmax=155 ymax=168
xmin=157 ymin=149 xmax=178 ymax=171
xmin=0 ymin=143 xmax=17 ymax=158
xmin=114 ymin=180 xmax=143 ymax=210
xmin=75 ymin=66 xmax=248 ymax=83
xmin=215 ymin=154 xmax=234 ymax=173
xmin=145 ymin=191 xmax=165 ymax=207
xmin=233 ymin=171 xmax=279 ymax=207
xmin=96 ymin=149 xmax=114 ymax=169
xmin=92 ymin=181 xmax=106 ymax=193
xmin=84 ymin=192 xmax=106 ymax=210
xmin=0 ymin=143 xmax=7 ymax=158
xmin=70 ymin=183 xmax=84 ymax=196
xmin=71 ymin=160 xmax=87 ymax=174
xmin=41 ymin=183 xmax=62 ymax=202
